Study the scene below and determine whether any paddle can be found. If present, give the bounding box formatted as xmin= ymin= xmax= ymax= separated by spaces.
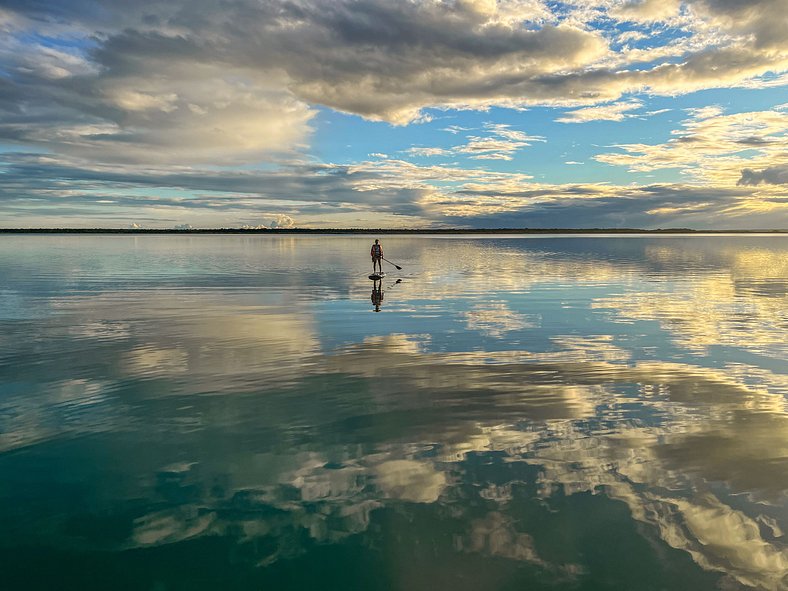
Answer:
xmin=382 ymin=257 xmax=402 ymax=270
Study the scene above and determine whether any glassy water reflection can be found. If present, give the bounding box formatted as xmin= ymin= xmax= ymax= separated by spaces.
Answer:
xmin=0 ymin=234 xmax=786 ymax=590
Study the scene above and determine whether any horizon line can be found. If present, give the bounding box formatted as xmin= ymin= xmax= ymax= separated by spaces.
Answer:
xmin=1 ymin=228 xmax=786 ymax=234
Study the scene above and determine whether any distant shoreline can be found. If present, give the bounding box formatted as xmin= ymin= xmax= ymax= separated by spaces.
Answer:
xmin=0 ymin=228 xmax=786 ymax=235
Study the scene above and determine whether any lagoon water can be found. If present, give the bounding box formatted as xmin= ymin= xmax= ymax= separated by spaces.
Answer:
xmin=0 ymin=234 xmax=786 ymax=590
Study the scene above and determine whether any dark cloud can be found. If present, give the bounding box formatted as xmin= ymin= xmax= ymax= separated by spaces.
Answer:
xmin=0 ymin=152 xmax=430 ymax=222
xmin=1 ymin=152 xmax=778 ymax=228
xmin=692 ymin=0 xmax=788 ymax=49
xmin=738 ymin=164 xmax=788 ymax=186
xmin=1 ymin=0 xmax=784 ymax=145
xmin=442 ymin=184 xmax=766 ymax=229
xmin=0 ymin=1 xmax=786 ymax=227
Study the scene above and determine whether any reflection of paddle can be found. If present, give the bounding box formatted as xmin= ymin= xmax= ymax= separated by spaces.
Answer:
xmin=382 ymin=257 xmax=402 ymax=270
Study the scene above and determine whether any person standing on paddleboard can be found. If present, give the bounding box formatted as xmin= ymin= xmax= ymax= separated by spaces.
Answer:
xmin=371 ymin=239 xmax=383 ymax=274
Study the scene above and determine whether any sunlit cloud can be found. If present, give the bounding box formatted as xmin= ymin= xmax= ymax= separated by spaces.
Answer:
xmin=611 ymin=0 xmax=682 ymax=24
xmin=595 ymin=105 xmax=788 ymax=188
xmin=2 ymin=146 xmax=786 ymax=229
xmin=407 ymin=123 xmax=545 ymax=160
xmin=556 ymin=99 xmax=645 ymax=123
xmin=0 ymin=0 xmax=786 ymax=227
xmin=2 ymin=0 xmax=785 ymax=131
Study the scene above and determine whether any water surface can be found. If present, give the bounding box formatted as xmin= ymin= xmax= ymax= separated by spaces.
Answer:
xmin=1 ymin=234 xmax=786 ymax=590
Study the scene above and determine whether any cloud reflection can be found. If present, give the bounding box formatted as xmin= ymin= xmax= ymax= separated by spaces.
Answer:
xmin=1 ymin=236 xmax=786 ymax=588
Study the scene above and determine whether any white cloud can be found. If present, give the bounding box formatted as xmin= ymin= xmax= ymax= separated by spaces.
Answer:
xmin=3 ymin=0 xmax=785 ymax=134
xmin=406 ymin=147 xmax=454 ymax=157
xmin=594 ymin=104 xmax=788 ymax=187
xmin=2 ymin=146 xmax=786 ymax=229
xmin=443 ymin=125 xmax=474 ymax=134
xmin=269 ymin=214 xmax=296 ymax=229
xmin=616 ymin=30 xmax=649 ymax=43
xmin=0 ymin=55 xmax=316 ymax=164
xmin=612 ymin=0 xmax=683 ymax=23
xmin=556 ymin=99 xmax=645 ymax=123
xmin=407 ymin=123 xmax=545 ymax=161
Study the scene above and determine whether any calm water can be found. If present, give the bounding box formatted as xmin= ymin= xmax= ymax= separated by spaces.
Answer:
xmin=1 ymin=234 xmax=786 ymax=590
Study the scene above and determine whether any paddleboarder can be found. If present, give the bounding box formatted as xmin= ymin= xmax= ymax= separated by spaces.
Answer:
xmin=371 ymin=239 xmax=383 ymax=274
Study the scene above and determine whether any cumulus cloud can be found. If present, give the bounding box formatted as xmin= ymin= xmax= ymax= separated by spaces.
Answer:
xmin=1 ymin=0 xmax=785 ymax=139
xmin=612 ymin=0 xmax=683 ymax=23
xmin=738 ymin=164 xmax=788 ymax=186
xmin=0 ymin=0 xmax=787 ymax=228
xmin=595 ymin=105 xmax=788 ymax=186
xmin=0 ymin=56 xmax=315 ymax=164
xmin=691 ymin=0 xmax=788 ymax=50
xmin=268 ymin=214 xmax=296 ymax=229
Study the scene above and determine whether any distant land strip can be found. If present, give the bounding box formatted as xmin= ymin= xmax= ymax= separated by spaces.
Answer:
xmin=0 ymin=228 xmax=786 ymax=234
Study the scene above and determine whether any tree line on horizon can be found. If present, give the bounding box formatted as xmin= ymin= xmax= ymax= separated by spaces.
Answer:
xmin=1 ymin=227 xmax=784 ymax=234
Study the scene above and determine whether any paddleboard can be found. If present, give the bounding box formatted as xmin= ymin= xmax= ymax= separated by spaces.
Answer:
xmin=369 ymin=272 xmax=386 ymax=280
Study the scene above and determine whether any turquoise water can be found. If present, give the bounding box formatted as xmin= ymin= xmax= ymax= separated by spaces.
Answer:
xmin=0 ymin=234 xmax=786 ymax=590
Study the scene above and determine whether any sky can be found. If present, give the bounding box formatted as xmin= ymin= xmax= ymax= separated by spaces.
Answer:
xmin=0 ymin=0 xmax=786 ymax=229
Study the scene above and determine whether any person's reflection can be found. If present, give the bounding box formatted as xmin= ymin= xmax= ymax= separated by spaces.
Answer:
xmin=371 ymin=279 xmax=384 ymax=312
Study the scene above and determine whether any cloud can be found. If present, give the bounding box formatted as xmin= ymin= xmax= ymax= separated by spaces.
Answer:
xmin=612 ymin=0 xmax=683 ymax=23
xmin=0 ymin=53 xmax=316 ymax=164
xmin=1 ymin=0 xmax=785 ymax=139
xmin=406 ymin=147 xmax=454 ymax=157
xmin=556 ymin=99 xmax=645 ymax=123
xmin=460 ymin=123 xmax=546 ymax=160
xmin=442 ymin=125 xmax=473 ymax=134
xmin=738 ymin=164 xmax=788 ymax=186
xmin=595 ymin=105 xmax=788 ymax=186
xmin=0 ymin=0 xmax=786 ymax=230
xmin=406 ymin=123 xmax=544 ymax=161
xmin=268 ymin=214 xmax=296 ymax=229
xmin=616 ymin=30 xmax=649 ymax=44
xmin=692 ymin=0 xmax=788 ymax=50
xmin=2 ymin=148 xmax=786 ymax=229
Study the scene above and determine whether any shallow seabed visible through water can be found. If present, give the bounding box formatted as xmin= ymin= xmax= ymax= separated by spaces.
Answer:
xmin=0 ymin=234 xmax=786 ymax=591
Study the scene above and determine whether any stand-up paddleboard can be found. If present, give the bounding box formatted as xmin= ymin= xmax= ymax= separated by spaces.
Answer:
xmin=369 ymin=272 xmax=386 ymax=280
